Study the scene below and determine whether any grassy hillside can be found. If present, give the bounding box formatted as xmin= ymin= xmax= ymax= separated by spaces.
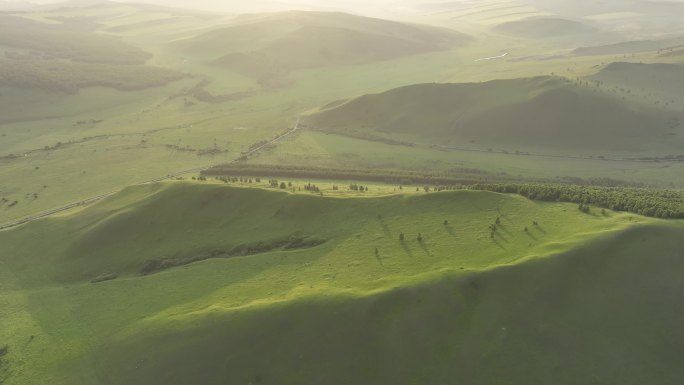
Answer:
xmin=102 ymin=222 xmax=684 ymax=385
xmin=304 ymin=76 xmax=683 ymax=154
xmin=590 ymin=62 xmax=684 ymax=108
xmin=178 ymin=11 xmax=471 ymax=77
xmin=0 ymin=182 xmax=681 ymax=384
xmin=0 ymin=14 xmax=185 ymax=93
xmin=492 ymin=17 xmax=596 ymax=38
xmin=0 ymin=14 xmax=150 ymax=65
xmin=573 ymin=37 xmax=684 ymax=56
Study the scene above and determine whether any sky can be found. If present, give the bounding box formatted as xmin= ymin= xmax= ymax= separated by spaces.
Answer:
xmin=2 ymin=0 xmax=684 ymax=14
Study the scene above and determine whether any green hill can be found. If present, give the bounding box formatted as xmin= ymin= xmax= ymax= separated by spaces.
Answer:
xmin=492 ymin=17 xmax=596 ymax=38
xmin=0 ymin=14 xmax=150 ymax=65
xmin=178 ymin=11 xmax=471 ymax=77
xmin=0 ymin=14 xmax=184 ymax=93
xmin=304 ymin=76 xmax=683 ymax=154
xmin=0 ymin=181 xmax=681 ymax=384
xmin=573 ymin=37 xmax=684 ymax=56
xmin=103 ymin=222 xmax=684 ymax=385
xmin=590 ymin=62 xmax=684 ymax=103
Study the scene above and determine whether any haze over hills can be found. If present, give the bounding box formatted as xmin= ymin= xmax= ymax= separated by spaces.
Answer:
xmin=178 ymin=11 xmax=471 ymax=77
xmin=1 ymin=1 xmax=684 ymax=384
xmin=305 ymin=76 xmax=683 ymax=154
xmin=0 ymin=13 xmax=184 ymax=94
xmin=492 ymin=16 xmax=598 ymax=38
xmin=1 ymin=182 xmax=682 ymax=384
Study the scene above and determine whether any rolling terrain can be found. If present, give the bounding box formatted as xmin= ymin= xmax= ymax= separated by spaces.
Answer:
xmin=492 ymin=16 xmax=597 ymax=38
xmin=304 ymin=76 xmax=684 ymax=155
xmin=0 ymin=181 xmax=682 ymax=384
xmin=177 ymin=11 xmax=471 ymax=78
xmin=1 ymin=2 xmax=683 ymax=384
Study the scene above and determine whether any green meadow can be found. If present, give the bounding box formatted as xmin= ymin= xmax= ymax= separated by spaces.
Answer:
xmin=1 ymin=181 xmax=682 ymax=384
xmin=1 ymin=0 xmax=683 ymax=383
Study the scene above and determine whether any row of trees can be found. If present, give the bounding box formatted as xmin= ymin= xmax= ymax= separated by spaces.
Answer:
xmin=466 ymin=183 xmax=684 ymax=219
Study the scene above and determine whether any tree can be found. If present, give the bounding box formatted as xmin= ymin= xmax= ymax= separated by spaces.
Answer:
xmin=399 ymin=232 xmax=405 ymax=241
xmin=417 ymin=233 xmax=423 ymax=242
xmin=279 ymin=182 xmax=287 ymax=189
xmin=443 ymin=219 xmax=448 ymax=226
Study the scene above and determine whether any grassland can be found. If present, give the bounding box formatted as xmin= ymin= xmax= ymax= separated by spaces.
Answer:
xmin=0 ymin=182 xmax=682 ymax=384
xmin=492 ymin=16 xmax=597 ymax=38
xmin=1 ymin=1 xmax=683 ymax=226
xmin=1 ymin=2 xmax=684 ymax=383
xmin=304 ymin=75 xmax=684 ymax=155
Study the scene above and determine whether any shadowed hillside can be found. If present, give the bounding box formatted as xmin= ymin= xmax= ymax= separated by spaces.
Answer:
xmin=304 ymin=76 xmax=683 ymax=154
xmin=573 ymin=37 xmax=684 ymax=56
xmin=0 ymin=14 xmax=184 ymax=93
xmin=492 ymin=17 xmax=597 ymax=38
xmin=178 ymin=11 xmax=471 ymax=77
xmin=101 ymin=222 xmax=684 ymax=385
xmin=0 ymin=14 xmax=150 ymax=65
xmin=590 ymin=62 xmax=684 ymax=103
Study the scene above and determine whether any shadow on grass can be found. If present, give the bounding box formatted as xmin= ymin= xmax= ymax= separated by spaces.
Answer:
xmin=525 ymin=230 xmax=538 ymax=241
xmin=400 ymin=240 xmax=414 ymax=258
xmin=497 ymin=223 xmax=512 ymax=236
xmin=445 ymin=225 xmax=457 ymax=238
xmin=378 ymin=215 xmax=392 ymax=238
xmin=534 ymin=224 xmax=547 ymax=235
xmin=418 ymin=240 xmax=431 ymax=256
xmin=374 ymin=251 xmax=383 ymax=265
xmin=494 ymin=230 xmax=509 ymax=243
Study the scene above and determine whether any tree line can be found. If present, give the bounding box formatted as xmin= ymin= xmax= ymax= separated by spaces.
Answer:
xmin=465 ymin=183 xmax=683 ymax=219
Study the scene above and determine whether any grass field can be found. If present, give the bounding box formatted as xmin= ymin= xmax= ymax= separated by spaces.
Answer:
xmin=304 ymin=76 xmax=684 ymax=155
xmin=3 ymin=2 xmax=683 ymax=226
xmin=0 ymin=182 xmax=681 ymax=384
xmin=1 ymin=2 xmax=684 ymax=384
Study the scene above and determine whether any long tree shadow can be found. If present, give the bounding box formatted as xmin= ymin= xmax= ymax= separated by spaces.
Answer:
xmin=534 ymin=224 xmax=547 ymax=235
xmin=492 ymin=236 xmax=506 ymax=250
xmin=445 ymin=224 xmax=457 ymax=239
xmin=374 ymin=251 xmax=383 ymax=265
xmin=497 ymin=223 xmax=512 ymax=236
xmin=377 ymin=215 xmax=392 ymax=238
xmin=418 ymin=240 xmax=431 ymax=256
xmin=493 ymin=229 xmax=509 ymax=243
xmin=525 ymin=230 xmax=538 ymax=241
xmin=400 ymin=240 xmax=414 ymax=258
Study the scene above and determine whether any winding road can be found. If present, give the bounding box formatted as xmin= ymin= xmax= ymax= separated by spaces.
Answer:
xmin=0 ymin=118 xmax=301 ymax=231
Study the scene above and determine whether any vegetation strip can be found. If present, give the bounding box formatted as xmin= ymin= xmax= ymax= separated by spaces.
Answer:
xmin=203 ymin=165 xmax=684 ymax=218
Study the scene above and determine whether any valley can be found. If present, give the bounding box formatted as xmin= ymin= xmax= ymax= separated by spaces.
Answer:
xmin=0 ymin=0 xmax=683 ymax=384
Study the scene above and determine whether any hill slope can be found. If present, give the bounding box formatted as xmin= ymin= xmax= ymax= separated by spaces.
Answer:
xmin=177 ymin=11 xmax=471 ymax=77
xmin=590 ymin=62 xmax=684 ymax=104
xmin=304 ymin=76 xmax=683 ymax=154
xmin=102 ymin=222 xmax=684 ymax=385
xmin=0 ymin=14 xmax=184 ymax=93
xmin=0 ymin=182 xmax=681 ymax=385
xmin=492 ymin=17 xmax=596 ymax=38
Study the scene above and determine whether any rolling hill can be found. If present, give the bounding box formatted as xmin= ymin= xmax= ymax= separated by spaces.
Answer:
xmin=304 ymin=76 xmax=683 ymax=154
xmin=492 ymin=16 xmax=597 ymax=38
xmin=590 ymin=62 xmax=684 ymax=103
xmin=573 ymin=37 xmax=684 ymax=56
xmin=0 ymin=13 xmax=184 ymax=93
xmin=0 ymin=13 xmax=150 ymax=65
xmin=0 ymin=181 xmax=682 ymax=384
xmin=177 ymin=11 xmax=471 ymax=77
